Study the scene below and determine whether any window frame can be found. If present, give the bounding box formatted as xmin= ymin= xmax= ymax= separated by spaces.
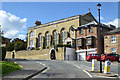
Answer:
xmin=111 ymin=48 xmax=116 ymax=54
xmin=111 ymin=35 xmax=116 ymax=43
xmin=46 ymin=32 xmax=50 ymax=47
xmin=30 ymin=31 xmax=34 ymax=38
xmin=39 ymin=34 xmax=42 ymax=47
xmin=53 ymin=31 xmax=58 ymax=45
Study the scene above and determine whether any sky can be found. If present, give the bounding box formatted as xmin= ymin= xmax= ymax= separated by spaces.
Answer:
xmin=0 ymin=2 xmax=119 ymax=40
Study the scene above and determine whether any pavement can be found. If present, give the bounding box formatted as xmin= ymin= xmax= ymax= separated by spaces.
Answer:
xmin=2 ymin=59 xmax=47 ymax=80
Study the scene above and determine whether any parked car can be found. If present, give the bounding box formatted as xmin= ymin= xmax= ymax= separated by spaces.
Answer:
xmin=102 ymin=53 xmax=119 ymax=62
xmin=86 ymin=53 xmax=101 ymax=61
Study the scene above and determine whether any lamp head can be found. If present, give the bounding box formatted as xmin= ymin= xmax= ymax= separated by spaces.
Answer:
xmin=97 ymin=3 xmax=101 ymax=10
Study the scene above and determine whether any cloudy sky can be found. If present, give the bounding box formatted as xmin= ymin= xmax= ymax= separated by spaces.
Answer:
xmin=1 ymin=2 xmax=119 ymax=40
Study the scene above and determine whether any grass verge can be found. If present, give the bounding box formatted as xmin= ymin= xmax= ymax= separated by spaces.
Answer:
xmin=0 ymin=61 xmax=23 ymax=76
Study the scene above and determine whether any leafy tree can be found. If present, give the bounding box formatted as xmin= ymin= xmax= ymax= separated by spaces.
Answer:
xmin=6 ymin=42 xmax=14 ymax=51
xmin=14 ymin=41 xmax=26 ymax=51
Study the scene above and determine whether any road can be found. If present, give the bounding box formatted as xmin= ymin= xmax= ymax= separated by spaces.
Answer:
xmin=31 ymin=60 xmax=91 ymax=78
xmin=12 ymin=59 xmax=119 ymax=79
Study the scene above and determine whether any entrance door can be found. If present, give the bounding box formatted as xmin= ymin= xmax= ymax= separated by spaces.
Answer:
xmin=51 ymin=49 xmax=56 ymax=60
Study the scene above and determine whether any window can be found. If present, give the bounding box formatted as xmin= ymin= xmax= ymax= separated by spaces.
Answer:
xmin=89 ymin=26 xmax=93 ymax=32
xmin=39 ymin=34 xmax=42 ymax=47
xmin=30 ymin=31 xmax=34 ymax=38
xmin=79 ymin=29 xmax=83 ymax=35
xmin=111 ymin=35 xmax=116 ymax=43
xmin=53 ymin=31 xmax=58 ymax=45
xmin=77 ymin=38 xmax=82 ymax=46
xmin=71 ymin=31 xmax=74 ymax=35
xmin=30 ymin=40 xmax=34 ymax=47
xmin=111 ymin=48 xmax=116 ymax=54
xmin=86 ymin=37 xmax=92 ymax=45
xmin=46 ymin=32 xmax=50 ymax=47
xmin=61 ymin=28 xmax=66 ymax=44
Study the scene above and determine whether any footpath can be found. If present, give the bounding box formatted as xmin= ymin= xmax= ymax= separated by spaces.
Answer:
xmin=2 ymin=59 xmax=47 ymax=80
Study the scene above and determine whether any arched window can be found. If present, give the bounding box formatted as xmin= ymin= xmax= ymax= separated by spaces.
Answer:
xmin=53 ymin=30 xmax=57 ymax=45
xmin=45 ymin=32 xmax=50 ymax=47
xmin=30 ymin=40 xmax=34 ymax=47
xmin=30 ymin=31 xmax=34 ymax=38
xmin=61 ymin=28 xmax=66 ymax=44
xmin=39 ymin=33 xmax=42 ymax=47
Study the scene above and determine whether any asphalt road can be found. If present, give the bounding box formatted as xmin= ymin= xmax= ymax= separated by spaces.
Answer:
xmin=31 ymin=60 xmax=91 ymax=78
xmin=7 ymin=59 xmax=119 ymax=79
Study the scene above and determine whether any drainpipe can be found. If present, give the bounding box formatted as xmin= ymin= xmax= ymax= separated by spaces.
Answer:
xmin=75 ymin=29 xmax=77 ymax=60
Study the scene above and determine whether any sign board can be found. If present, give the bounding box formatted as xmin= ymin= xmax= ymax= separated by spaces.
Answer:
xmin=107 ymin=61 xmax=111 ymax=66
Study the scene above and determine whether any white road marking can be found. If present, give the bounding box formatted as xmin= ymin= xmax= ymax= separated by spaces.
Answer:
xmin=74 ymin=65 xmax=81 ymax=69
xmin=83 ymin=70 xmax=92 ymax=78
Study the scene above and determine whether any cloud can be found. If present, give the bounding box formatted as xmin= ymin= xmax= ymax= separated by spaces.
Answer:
xmin=103 ymin=18 xmax=120 ymax=28
xmin=0 ymin=10 xmax=27 ymax=40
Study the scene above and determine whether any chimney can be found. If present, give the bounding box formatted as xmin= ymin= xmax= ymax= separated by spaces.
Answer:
xmin=35 ymin=21 xmax=41 ymax=26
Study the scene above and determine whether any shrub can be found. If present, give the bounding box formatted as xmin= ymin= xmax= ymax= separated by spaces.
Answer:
xmin=2 ymin=47 xmax=6 ymax=61
xmin=46 ymin=46 xmax=49 ymax=49
xmin=36 ymin=48 xmax=40 ymax=50
xmin=6 ymin=42 xmax=14 ymax=51
xmin=57 ymin=44 xmax=63 ymax=47
xmin=66 ymin=44 xmax=71 ymax=47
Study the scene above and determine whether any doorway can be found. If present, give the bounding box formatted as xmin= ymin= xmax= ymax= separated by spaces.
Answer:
xmin=50 ymin=49 xmax=56 ymax=60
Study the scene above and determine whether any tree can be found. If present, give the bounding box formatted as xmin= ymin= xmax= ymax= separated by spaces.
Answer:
xmin=6 ymin=42 xmax=14 ymax=51
xmin=14 ymin=41 xmax=26 ymax=51
xmin=2 ymin=47 xmax=6 ymax=61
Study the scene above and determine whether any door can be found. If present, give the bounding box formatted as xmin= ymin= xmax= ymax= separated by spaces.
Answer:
xmin=50 ymin=49 xmax=56 ymax=60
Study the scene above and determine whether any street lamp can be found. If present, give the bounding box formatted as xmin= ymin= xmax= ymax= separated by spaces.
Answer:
xmin=97 ymin=3 xmax=102 ymax=73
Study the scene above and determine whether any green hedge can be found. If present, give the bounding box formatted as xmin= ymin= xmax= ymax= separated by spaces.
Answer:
xmin=36 ymin=48 xmax=40 ymax=50
xmin=57 ymin=44 xmax=71 ymax=47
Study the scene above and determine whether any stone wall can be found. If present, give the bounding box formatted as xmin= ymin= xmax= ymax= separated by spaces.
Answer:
xmin=5 ymin=47 xmax=65 ymax=60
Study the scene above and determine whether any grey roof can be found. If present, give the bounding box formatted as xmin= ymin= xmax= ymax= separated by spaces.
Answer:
xmin=105 ymin=27 xmax=120 ymax=35
xmin=77 ymin=21 xmax=114 ymax=29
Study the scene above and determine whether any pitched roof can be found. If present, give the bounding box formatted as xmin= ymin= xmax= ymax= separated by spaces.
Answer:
xmin=105 ymin=27 xmax=120 ymax=35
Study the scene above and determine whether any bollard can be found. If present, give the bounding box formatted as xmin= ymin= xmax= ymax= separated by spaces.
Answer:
xmin=92 ymin=59 xmax=97 ymax=71
xmin=104 ymin=61 xmax=111 ymax=74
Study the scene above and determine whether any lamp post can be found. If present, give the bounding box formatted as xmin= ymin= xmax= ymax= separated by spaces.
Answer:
xmin=97 ymin=3 xmax=102 ymax=73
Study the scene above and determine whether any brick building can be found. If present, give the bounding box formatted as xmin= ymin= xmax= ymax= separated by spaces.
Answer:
xmin=104 ymin=27 xmax=120 ymax=54
xmin=76 ymin=22 xmax=115 ymax=61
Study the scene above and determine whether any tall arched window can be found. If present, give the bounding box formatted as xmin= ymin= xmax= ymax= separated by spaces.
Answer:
xmin=30 ymin=40 xmax=34 ymax=47
xmin=39 ymin=33 xmax=42 ymax=47
xmin=45 ymin=32 xmax=50 ymax=47
xmin=53 ymin=30 xmax=57 ymax=45
xmin=30 ymin=31 xmax=34 ymax=38
xmin=61 ymin=28 xmax=66 ymax=44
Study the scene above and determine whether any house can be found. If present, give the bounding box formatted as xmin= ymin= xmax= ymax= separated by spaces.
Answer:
xmin=76 ymin=21 xmax=115 ymax=61
xmin=1 ymin=36 xmax=11 ymax=47
xmin=104 ymin=27 xmax=120 ymax=54
xmin=27 ymin=11 xmax=97 ymax=60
